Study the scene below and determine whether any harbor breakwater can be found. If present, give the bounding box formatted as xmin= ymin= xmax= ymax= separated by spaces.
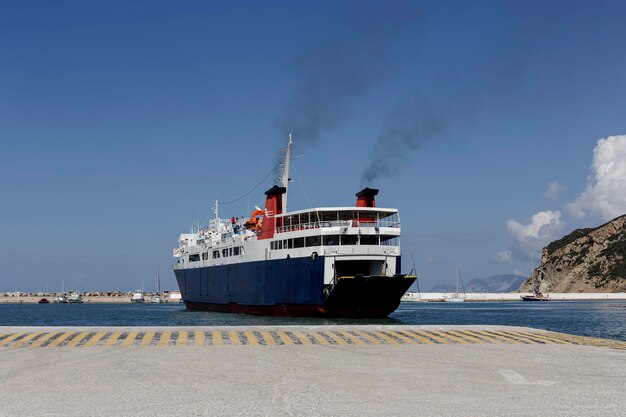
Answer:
xmin=0 ymin=292 xmax=181 ymax=303
xmin=402 ymin=291 xmax=626 ymax=301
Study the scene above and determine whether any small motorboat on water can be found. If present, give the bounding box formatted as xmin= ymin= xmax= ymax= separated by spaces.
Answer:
xmin=131 ymin=292 xmax=145 ymax=303
xmin=67 ymin=292 xmax=83 ymax=303
xmin=38 ymin=298 xmax=49 ymax=304
xmin=54 ymin=294 xmax=68 ymax=303
xmin=151 ymin=295 xmax=164 ymax=303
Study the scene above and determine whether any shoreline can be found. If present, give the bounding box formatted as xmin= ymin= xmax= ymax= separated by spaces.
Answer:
xmin=0 ymin=292 xmax=181 ymax=304
xmin=402 ymin=291 xmax=626 ymax=302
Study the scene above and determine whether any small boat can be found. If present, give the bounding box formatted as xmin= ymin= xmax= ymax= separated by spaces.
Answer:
xmin=38 ymin=298 xmax=49 ymax=304
xmin=521 ymin=267 xmax=550 ymax=302
xmin=67 ymin=292 xmax=83 ymax=303
xmin=54 ymin=294 xmax=68 ymax=303
xmin=131 ymin=292 xmax=145 ymax=303
xmin=443 ymin=266 xmax=466 ymax=303
xmin=151 ymin=262 xmax=164 ymax=303
xmin=54 ymin=280 xmax=68 ymax=303
xmin=521 ymin=292 xmax=550 ymax=302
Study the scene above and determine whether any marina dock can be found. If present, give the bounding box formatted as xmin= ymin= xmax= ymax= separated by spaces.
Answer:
xmin=1 ymin=325 xmax=624 ymax=416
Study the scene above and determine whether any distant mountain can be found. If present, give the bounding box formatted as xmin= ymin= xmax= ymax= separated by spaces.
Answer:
xmin=428 ymin=274 xmax=525 ymax=293
xmin=428 ymin=283 xmax=455 ymax=292
xmin=464 ymin=274 xmax=525 ymax=293
xmin=520 ymin=214 xmax=626 ymax=293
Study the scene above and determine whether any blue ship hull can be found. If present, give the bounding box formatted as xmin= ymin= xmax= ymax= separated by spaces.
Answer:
xmin=174 ymin=256 xmax=415 ymax=317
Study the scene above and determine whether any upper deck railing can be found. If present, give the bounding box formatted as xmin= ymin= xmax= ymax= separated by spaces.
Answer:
xmin=274 ymin=208 xmax=400 ymax=234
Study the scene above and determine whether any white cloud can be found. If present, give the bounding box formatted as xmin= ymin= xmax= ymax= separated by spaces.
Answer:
xmin=567 ymin=135 xmax=626 ymax=221
xmin=496 ymin=250 xmax=513 ymax=262
xmin=543 ymin=181 xmax=562 ymax=200
xmin=507 ymin=210 xmax=564 ymax=253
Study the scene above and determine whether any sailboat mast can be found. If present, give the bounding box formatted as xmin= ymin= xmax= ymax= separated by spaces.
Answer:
xmin=157 ymin=261 xmax=161 ymax=294
xmin=280 ymin=134 xmax=293 ymax=213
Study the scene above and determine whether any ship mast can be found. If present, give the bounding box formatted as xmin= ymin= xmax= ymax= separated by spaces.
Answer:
xmin=279 ymin=134 xmax=293 ymax=213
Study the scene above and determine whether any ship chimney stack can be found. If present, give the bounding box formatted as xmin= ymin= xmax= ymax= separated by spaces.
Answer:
xmin=356 ymin=187 xmax=378 ymax=207
xmin=259 ymin=185 xmax=286 ymax=239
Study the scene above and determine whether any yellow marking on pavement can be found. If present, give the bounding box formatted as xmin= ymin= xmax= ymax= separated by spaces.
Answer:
xmin=515 ymin=331 xmax=570 ymax=345
xmin=0 ymin=333 xmax=24 ymax=347
xmin=371 ymin=331 xmax=399 ymax=344
xmin=105 ymin=331 xmax=123 ymax=347
xmin=67 ymin=332 xmax=90 ymax=347
xmin=47 ymin=332 xmax=75 ymax=347
xmin=352 ymin=331 xmax=381 ymax=344
xmin=195 ymin=331 xmax=205 ymax=346
xmin=334 ymin=331 xmax=364 ymax=345
xmin=212 ymin=331 xmax=223 ymax=345
xmin=431 ymin=331 xmax=470 ymax=344
xmin=29 ymin=332 xmax=57 ymax=348
xmin=498 ymin=331 xmax=538 ymax=344
xmin=321 ymin=331 xmax=347 ymax=345
xmin=10 ymin=332 xmax=42 ymax=348
xmin=158 ymin=331 xmax=171 ymax=347
xmin=460 ymin=330 xmax=504 ymax=344
xmin=276 ymin=331 xmax=294 ymax=345
xmin=451 ymin=330 xmax=498 ymax=344
xmin=85 ymin=332 xmax=106 ymax=347
xmin=177 ymin=331 xmax=188 ymax=346
xmin=309 ymin=331 xmax=331 ymax=345
xmin=291 ymin=331 xmax=312 ymax=345
xmin=387 ymin=331 xmax=418 ymax=344
xmin=228 ymin=331 xmax=241 ymax=345
xmin=493 ymin=331 xmax=537 ymax=344
xmin=259 ymin=331 xmax=276 ymax=346
xmin=400 ymin=330 xmax=436 ymax=344
xmin=243 ymin=330 xmax=259 ymax=345
xmin=140 ymin=331 xmax=155 ymax=347
xmin=477 ymin=331 xmax=523 ymax=344
xmin=412 ymin=330 xmax=450 ymax=344
xmin=121 ymin=332 xmax=138 ymax=347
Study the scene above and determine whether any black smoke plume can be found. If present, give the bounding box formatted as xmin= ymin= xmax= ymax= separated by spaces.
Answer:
xmin=360 ymin=98 xmax=446 ymax=185
xmin=277 ymin=5 xmax=417 ymax=147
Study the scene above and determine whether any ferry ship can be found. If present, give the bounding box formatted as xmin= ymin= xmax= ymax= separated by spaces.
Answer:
xmin=172 ymin=138 xmax=415 ymax=317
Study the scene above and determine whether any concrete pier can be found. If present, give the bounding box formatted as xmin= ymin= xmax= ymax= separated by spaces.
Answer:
xmin=1 ymin=325 xmax=624 ymax=416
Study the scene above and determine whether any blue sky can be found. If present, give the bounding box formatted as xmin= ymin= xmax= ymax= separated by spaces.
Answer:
xmin=1 ymin=0 xmax=626 ymax=292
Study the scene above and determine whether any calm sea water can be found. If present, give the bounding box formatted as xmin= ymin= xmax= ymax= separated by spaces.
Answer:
xmin=1 ymin=301 xmax=625 ymax=341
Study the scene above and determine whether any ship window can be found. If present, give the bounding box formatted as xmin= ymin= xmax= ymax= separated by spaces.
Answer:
xmin=380 ymin=236 xmax=399 ymax=246
xmin=341 ymin=235 xmax=358 ymax=246
xmin=305 ymin=236 xmax=321 ymax=247
xmin=283 ymin=240 xmax=288 ymax=249
xmin=360 ymin=235 xmax=379 ymax=245
xmin=293 ymin=237 xmax=304 ymax=248
xmin=234 ymin=246 xmax=240 ymax=256
xmin=202 ymin=252 xmax=208 ymax=260
xmin=189 ymin=254 xmax=200 ymax=262
xmin=278 ymin=240 xmax=283 ymax=250
xmin=240 ymin=246 xmax=244 ymax=255
xmin=287 ymin=239 xmax=293 ymax=249
xmin=222 ymin=249 xmax=228 ymax=257
xmin=323 ymin=235 xmax=339 ymax=246
xmin=212 ymin=250 xmax=220 ymax=259
xmin=229 ymin=248 xmax=233 ymax=256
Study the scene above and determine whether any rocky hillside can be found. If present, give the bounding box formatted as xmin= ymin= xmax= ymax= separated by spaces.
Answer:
xmin=519 ymin=214 xmax=626 ymax=292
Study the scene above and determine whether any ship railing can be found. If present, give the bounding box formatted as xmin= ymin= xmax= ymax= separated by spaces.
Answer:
xmin=275 ymin=220 xmax=400 ymax=234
